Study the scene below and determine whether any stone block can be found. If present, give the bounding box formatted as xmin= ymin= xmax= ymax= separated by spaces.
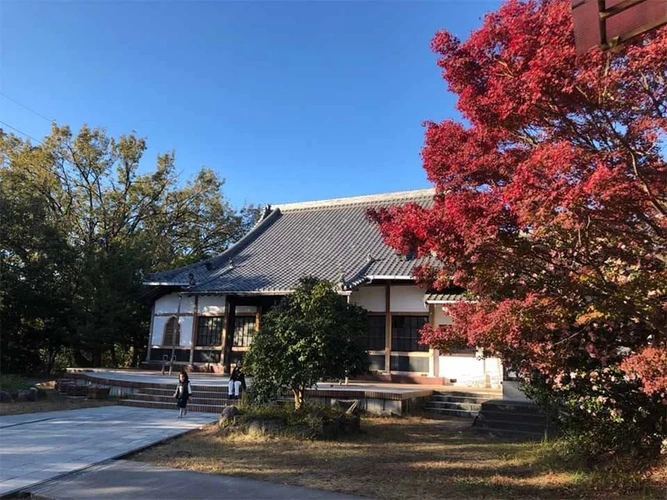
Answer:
xmin=246 ymin=418 xmax=284 ymax=437
xmin=218 ymin=405 xmax=240 ymax=426
xmin=17 ymin=390 xmax=36 ymax=402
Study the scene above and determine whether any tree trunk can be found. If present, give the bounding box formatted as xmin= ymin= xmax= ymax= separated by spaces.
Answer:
xmin=293 ymin=388 xmax=304 ymax=410
xmin=110 ymin=345 xmax=118 ymax=367
xmin=91 ymin=347 xmax=102 ymax=368
xmin=73 ymin=349 xmax=91 ymax=367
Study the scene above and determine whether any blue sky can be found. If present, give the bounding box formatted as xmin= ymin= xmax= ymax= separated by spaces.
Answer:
xmin=1 ymin=0 xmax=501 ymax=208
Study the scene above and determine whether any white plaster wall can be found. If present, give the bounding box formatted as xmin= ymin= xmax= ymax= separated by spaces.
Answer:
xmin=350 ymin=286 xmax=385 ymax=312
xmin=179 ymin=317 xmax=194 ymax=346
xmin=154 ymin=294 xmax=195 ymax=315
xmin=151 ymin=315 xmax=194 ymax=347
xmin=439 ymin=355 xmax=502 ymax=388
xmin=237 ymin=306 xmax=257 ymax=314
xmin=151 ymin=316 xmax=168 ymax=345
xmin=199 ymin=295 xmax=226 ymax=315
xmin=433 ymin=305 xmax=454 ymax=326
xmin=390 ymin=286 xmax=429 ymax=313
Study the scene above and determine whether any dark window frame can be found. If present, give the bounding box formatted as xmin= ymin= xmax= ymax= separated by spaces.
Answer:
xmin=196 ymin=316 xmax=224 ymax=346
xmin=391 ymin=315 xmax=429 ymax=352
xmin=365 ymin=314 xmax=386 ymax=351
xmin=233 ymin=314 xmax=256 ymax=348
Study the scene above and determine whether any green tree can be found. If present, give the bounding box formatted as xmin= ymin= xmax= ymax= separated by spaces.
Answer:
xmin=0 ymin=124 xmax=259 ymax=372
xmin=245 ymin=277 xmax=369 ymax=409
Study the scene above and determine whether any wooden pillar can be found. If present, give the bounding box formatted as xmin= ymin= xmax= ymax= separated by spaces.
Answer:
xmin=189 ymin=296 xmax=199 ymax=365
xmin=146 ymin=302 xmax=155 ymax=362
xmin=428 ymin=303 xmax=439 ymax=378
xmin=384 ymin=285 xmax=391 ymax=373
xmin=222 ymin=296 xmax=236 ymax=374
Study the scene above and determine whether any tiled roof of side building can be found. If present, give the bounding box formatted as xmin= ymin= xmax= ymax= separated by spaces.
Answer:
xmin=145 ymin=188 xmax=436 ymax=294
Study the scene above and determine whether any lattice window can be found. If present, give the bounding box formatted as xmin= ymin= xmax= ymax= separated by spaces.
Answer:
xmin=234 ymin=315 xmax=256 ymax=347
xmin=196 ymin=317 xmax=224 ymax=346
xmin=366 ymin=315 xmax=386 ymax=350
xmin=391 ymin=315 xmax=429 ymax=352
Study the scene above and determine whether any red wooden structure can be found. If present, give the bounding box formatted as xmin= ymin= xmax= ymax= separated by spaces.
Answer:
xmin=572 ymin=0 xmax=667 ymax=53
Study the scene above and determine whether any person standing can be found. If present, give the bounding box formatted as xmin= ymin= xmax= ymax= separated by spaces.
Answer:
xmin=174 ymin=370 xmax=192 ymax=418
xmin=228 ymin=361 xmax=246 ymax=400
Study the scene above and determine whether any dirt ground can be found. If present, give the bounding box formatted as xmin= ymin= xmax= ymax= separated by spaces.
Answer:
xmin=132 ymin=415 xmax=667 ymax=500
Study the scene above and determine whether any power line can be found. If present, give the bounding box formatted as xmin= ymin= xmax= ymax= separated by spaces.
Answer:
xmin=0 ymin=120 xmax=42 ymax=144
xmin=0 ymin=92 xmax=54 ymax=123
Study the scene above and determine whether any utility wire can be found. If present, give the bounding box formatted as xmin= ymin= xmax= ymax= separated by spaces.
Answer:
xmin=0 ymin=92 xmax=54 ymax=123
xmin=0 ymin=120 xmax=42 ymax=144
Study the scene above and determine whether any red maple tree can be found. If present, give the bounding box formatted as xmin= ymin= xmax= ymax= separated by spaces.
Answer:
xmin=370 ymin=0 xmax=667 ymax=452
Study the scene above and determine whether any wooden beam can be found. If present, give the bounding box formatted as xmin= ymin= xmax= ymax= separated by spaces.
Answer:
xmin=428 ymin=303 xmax=439 ymax=378
xmin=189 ymin=296 xmax=198 ymax=364
xmin=222 ymin=296 xmax=236 ymax=374
xmin=384 ymin=284 xmax=391 ymax=373
xmin=146 ymin=302 xmax=155 ymax=363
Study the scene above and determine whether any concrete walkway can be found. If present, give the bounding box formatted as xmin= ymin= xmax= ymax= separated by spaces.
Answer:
xmin=28 ymin=460 xmax=363 ymax=499
xmin=0 ymin=406 xmax=217 ymax=497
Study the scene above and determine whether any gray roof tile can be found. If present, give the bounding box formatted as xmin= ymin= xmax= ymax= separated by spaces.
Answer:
xmin=424 ymin=293 xmax=470 ymax=303
xmin=146 ymin=189 xmax=435 ymax=293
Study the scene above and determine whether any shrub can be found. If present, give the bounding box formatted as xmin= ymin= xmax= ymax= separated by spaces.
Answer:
xmin=245 ymin=277 xmax=369 ymax=409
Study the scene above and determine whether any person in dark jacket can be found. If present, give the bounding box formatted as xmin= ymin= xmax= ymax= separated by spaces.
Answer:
xmin=228 ymin=361 xmax=246 ymax=400
xmin=174 ymin=370 xmax=192 ymax=418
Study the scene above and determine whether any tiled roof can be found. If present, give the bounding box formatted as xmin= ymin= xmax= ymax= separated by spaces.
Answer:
xmin=424 ymin=292 xmax=471 ymax=303
xmin=145 ymin=189 xmax=435 ymax=294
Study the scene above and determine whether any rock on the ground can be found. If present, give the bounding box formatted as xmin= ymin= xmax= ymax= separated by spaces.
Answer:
xmin=219 ymin=405 xmax=240 ymax=426
xmin=17 ymin=390 xmax=37 ymax=402
xmin=0 ymin=391 xmax=11 ymax=402
xmin=246 ymin=418 xmax=284 ymax=437
xmin=322 ymin=414 xmax=361 ymax=438
xmin=30 ymin=387 xmax=48 ymax=400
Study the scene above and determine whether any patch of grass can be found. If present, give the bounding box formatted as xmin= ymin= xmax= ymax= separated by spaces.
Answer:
xmin=226 ymin=401 xmax=358 ymax=439
xmin=132 ymin=416 xmax=667 ymax=499
xmin=0 ymin=384 xmax=116 ymax=416
xmin=0 ymin=374 xmax=31 ymax=392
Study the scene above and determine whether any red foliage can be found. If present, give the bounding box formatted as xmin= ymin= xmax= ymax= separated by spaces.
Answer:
xmin=370 ymin=0 xmax=667 ymax=393
xmin=621 ymin=347 xmax=667 ymax=400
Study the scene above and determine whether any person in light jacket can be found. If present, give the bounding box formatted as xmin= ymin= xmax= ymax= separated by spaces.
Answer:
xmin=228 ymin=361 xmax=246 ymax=400
xmin=174 ymin=370 xmax=192 ymax=418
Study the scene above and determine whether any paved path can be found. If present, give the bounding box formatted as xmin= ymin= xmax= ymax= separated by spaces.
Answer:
xmin=28 ymin=460 xmax=363 ymax=499
xmin=0 ymin=406 xmax=217 ymax=497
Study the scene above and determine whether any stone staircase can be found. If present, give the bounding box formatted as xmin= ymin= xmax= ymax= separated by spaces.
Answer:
xmin=119 ymin=385 xmax=230 ymax=414
xmin=424 ymin=390 xmax=501 ymax=418
xmin=472 ymin=399 xmax=554 ymax=439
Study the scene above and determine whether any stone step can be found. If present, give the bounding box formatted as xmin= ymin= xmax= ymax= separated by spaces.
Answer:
xmin=429 ymin=394 xmax=491 ymax=404
xmin=433 ymin=390 xmax=501 ymax=398
xmin=131 ymin=393 xmax=233 ymax=406
xmin=472 ymin=399 xmax=553 ymax=438
xmin=424 ymin=401 xmax=482 ymax=412
xmin=424 ymin=407 xmax=479 ymax=418
xmin=141 ymin=387 xmax=229 ymax=396
xmin=138 ymin=387 xmax=232 ymax=398
xmin=119 ymin=399 xmax=223 ymax=414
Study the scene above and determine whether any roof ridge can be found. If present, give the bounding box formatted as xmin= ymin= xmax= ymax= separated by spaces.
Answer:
xmin=144 ymin=208 xmax=280 ymax=285
xmin=274 ymin=188 xmax=435 ymax=212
